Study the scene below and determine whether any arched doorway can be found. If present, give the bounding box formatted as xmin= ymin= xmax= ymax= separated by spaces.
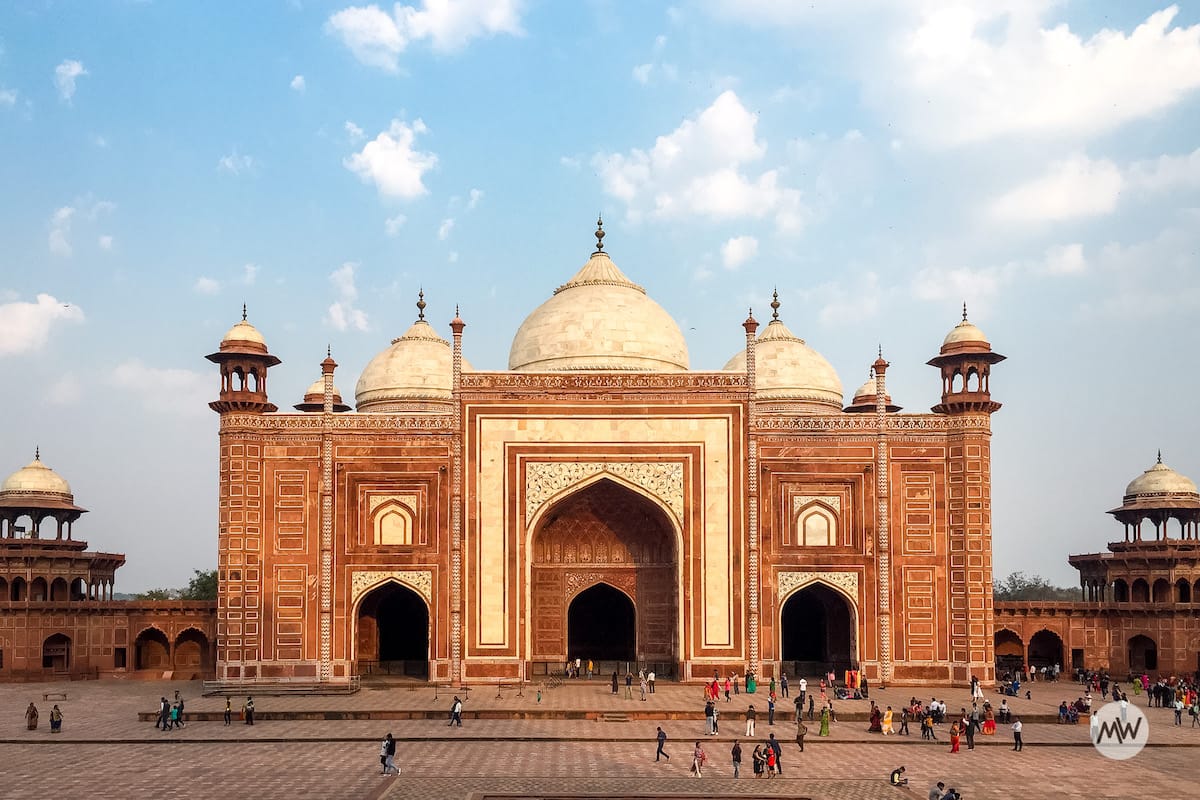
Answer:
xmin=174 ymin=628 xmax=211 ymax=675
xmin=529 ymin=479 xmax=678 ymax=674
xmin=134 ymin=628 xmax=171 ymax=670
xmin=1028 ymin=629 xmax=1063 ymax=670
xmin=1128 ymin=634 xmax=1157 ymax=672
xmin=50 ymin=578 xmax=69 ymax=601
xmin=1152 ymin=579 xmax=1171 ymax=603
xmin=780 ymin=583 xmax=856 ymax=676
xmin=1176 ymin=579 xmax=1191 ymax=604
xmin=568 ymin=583 xmax=636 ymax=662
xmin=10 ymin=577 xmax=25 ymax=601
xmin=357 ymin=582 xmax=429 ymax=679
xmin=1131 ymin=578 xmax=1150 ymax=603
xmin=30 ymin=577 xmax=47 ymax=601
xmin=994 ymin=629 xmax=1024 ymax=676
xmin=1112 ymin=579 xmax=1129 ymax=602
xmin=42 ymin=633 xmax=70 ymax=672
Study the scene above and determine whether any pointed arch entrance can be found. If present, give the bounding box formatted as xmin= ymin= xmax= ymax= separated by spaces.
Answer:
xmin=356 ymin=581 xmax=429 ymax=679
xmin=780 ymin=583 xmax=857 ymax=675
xmin=529 ymin=478 xmax=678 ymax=673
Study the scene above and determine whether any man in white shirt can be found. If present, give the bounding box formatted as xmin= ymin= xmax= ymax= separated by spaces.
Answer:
xmin=1012 ymin=717 xmax=1023 ymax=751
xmin=798 ymin=677 xmax=808 ymax=707
xmin=648 ymin=671 xmax=656 ymax=693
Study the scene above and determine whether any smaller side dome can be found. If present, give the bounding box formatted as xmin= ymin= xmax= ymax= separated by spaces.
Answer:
xmin=216 ymin=305 xmax=273 ymax=356
xmin=844 ymin=372 xmax=901 ymax=413
xmin=940 ymin=304 xmax=991 ymax=353
xmin=1 ymin=454 xmax=72 ymax=497
xmin=1124 ymin=454 xmax=1199 ymax=499
xmin=294 ymin=377 xmax=351 ymax=413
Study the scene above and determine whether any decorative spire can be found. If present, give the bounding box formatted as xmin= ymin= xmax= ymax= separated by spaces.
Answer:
xmin=770 ymin=288 xmax=780 ymax=321
xmin=1158 ymin=449 xmax=1163 ymax=464
xmin=327 ymin=344 xmax=331 ymax=358
xmin=35 ymin=446 xmax=40 ymax=461
xmin=242 ymin=303 xmax=248 ymax=322
xmin=878 ymin=343 xmax=883 ymax=359
xmin=416 ymin=289 xmax=426 ymax=321
xmin=594 ymin=215 xmax=605 ymax=252
xmin=962 ymin=302 xmax=968 ymax=322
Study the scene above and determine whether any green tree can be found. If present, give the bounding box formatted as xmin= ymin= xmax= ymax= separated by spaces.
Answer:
xmin=179 ymin=568 xmax=218 ymax=600
xmin=993 ymin=571 xmax=1077 ymax=601
xmin=136 ymin=588 xmax=176 ymax=600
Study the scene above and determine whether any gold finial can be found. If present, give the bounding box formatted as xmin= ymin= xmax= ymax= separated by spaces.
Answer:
xmin=962 ymin=302 xmax=968 ymax=322
xmin=242 ymin=303 xmax=248 ymax=322
xmin=416 ymin=289 xmax=426 ymax=321
xmin=771 ymin=288 xmax=780 ymax=321
xmin=594 ymin=215 xmax=605 ymax=252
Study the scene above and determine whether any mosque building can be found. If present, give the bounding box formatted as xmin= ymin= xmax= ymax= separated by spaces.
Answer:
xmin=206 ymin=222 xmax=1006 ymax=687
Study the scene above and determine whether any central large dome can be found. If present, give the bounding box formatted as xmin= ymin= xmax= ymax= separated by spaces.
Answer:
xmin=508 ymin=233 xmax=689 ymax=372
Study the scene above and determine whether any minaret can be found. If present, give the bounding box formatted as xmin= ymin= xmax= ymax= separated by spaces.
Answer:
xmin=928 ymin=304 xmax=1005 ymax=684
xmin=206 ymin=305 xmax=281 ymax=414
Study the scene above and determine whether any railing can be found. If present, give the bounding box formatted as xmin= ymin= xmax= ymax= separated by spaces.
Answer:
xmin=202 ymin=675 xmax=360 ymax=695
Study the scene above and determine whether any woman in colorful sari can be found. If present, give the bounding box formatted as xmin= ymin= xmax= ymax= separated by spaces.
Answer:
xmin=949 ymin=721 xmax=961 ymax=753
xmin=24 ymin=703 xmax=38 ymax=731
xmin=882 ymin=705 xmax=894 ymax=735
xmin=818 ymin=704 xmax=831 ymax=736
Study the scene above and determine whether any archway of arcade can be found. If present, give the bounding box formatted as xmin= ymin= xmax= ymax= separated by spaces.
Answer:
xmin=1028 ymin=629 xmax=1064 ymax=670
xmin=529 ymin=478 xmax=679 ymax=677
xmin=780 ymin=583 xmax=857 ymax=677
xmin=1128 ymin=634 xmax=1158 ymax=672
xmin=356 ymin=582 xmax=429 ymax=679
xmin=134 ymin=628 xmax=171 ymax=670
xmin=994 ymin=629 xmax=1024 ymax=676
xmin=174 ymin=628 xmax=213 ymax=676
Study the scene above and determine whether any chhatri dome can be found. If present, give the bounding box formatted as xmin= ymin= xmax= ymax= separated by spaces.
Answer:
xmin=355 ymin=292 xmax=473 ymax=412
xmin=723 ymin=292 xmax=843 ymax=411
xmin=508 ymin=219 xmax=689 ymax=372
xmin=940 ymin=303 xmax=990 ymax=351
xmin=1122 ymin=453 xmax=1199 ymax=501
xmin=0 ymin=449 xmax=83 ymax=512
xmin=218 ymin=305 xmax=269 ymax=352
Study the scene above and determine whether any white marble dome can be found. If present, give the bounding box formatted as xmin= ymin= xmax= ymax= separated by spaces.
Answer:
xmin=724 ymin=313 xmax=843 ymax=410
xmin=355 ymin=319 xmax=473 ymax=411
xmin=1124 ymin=456 xmax=1199 ymax=499
xmin=220 ymin=318 xmax=267 ymax=348
xmin=508 ymin=246 xmax=689 ymax=372
xmin=1 ymin=455 xmax=73 ymax=499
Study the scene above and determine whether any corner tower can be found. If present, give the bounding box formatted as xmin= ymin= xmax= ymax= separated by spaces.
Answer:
xmin=928 ymin=305 xmax=1005 ymax=684
xmin=206 ymin=306 xmax=281 ymax=414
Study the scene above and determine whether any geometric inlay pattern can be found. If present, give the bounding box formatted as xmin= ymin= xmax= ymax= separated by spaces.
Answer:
xmin=525 ymin=461 xmax=683 ymax=525
xmin=777 ymin=570 xmax=859 ymax=607
xmin=350 ymin=570 xmax=433 ymax=607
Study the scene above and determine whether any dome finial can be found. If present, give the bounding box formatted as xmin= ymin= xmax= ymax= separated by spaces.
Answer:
xmin=771 ymin=288 xmax=780 ymax=321
xmin=962 ymin=302 xmax=968 ymax=322
xmin=416 ymin=289 xmax=426 ymax=321
xmin=327 ymin=343 xmax=331 ymax=358
xmin=1157 ymin=449 xmax=1163 ymax=464
xmin=34 ymin=445 xmax=40 ymax=461
xmin=594 ymin=215 xmax=605 ymax=253
xmin=242 ymin=303 xmax=248 ymax=322
xmin=878 ymin=343 xmax=883 ymax=359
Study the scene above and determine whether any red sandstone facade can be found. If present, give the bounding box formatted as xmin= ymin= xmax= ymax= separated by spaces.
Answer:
xmin=208 ymin=233 xmax=1007 ymax=688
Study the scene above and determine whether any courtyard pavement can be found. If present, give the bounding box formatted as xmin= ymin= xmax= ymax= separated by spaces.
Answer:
xmin=1 ymin=676 xmax=1194 ymax=799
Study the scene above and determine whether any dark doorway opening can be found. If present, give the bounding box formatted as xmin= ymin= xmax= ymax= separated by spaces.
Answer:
xmin=781 ymin=584 xmax=855 ymax=676
xmin=42 ymin=633 xmax=71 ymax=672
xmin=1128 ymin=634 xmax=1157 ymax=672
xmin=568 ymin=583 xmax=635 ymax=662
xmin=358 ymin=583 xmax=428 ymax=679
xmin=1028 ymin=629 xmax=1064 ymax=670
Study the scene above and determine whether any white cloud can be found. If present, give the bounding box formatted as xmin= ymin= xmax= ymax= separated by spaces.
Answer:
xmin=193 ymin=277 xmax=221 ymax=295
xmin=344 ymin=118 xmax=437 ymax=198
xmin=437 ymin=217 xmax=455 ymax=240
xmin=989 ymin=154 xmax=1123 ymax=223
xmin=326 ymin=262 xmax=369 ymax=331
xmin=48 ymin=206 xmax=75 ymax=256
xmin=242 ymin=263 xmax=260 ymax=284
xmin=1041 ymin=243 xmax=1086 ymax=276
xmin=0 ymin=294 xmax=84 ymax=356
xmin=54 ymin=59 xmax=87 ymax=101
xmin=1128 ymin=146 xmax=1200 ymax=193
xmin=218 ymin=151 xmax=255 ymax=175
xmin=593 ymin=90 xmax=804 ymax=231
xmin=345 ymin=120 xmax=365 ymax=141
xmin=813 ymin=271 xmax=882 ymax=326
xmin=98 ymin=235 xmax=113 ymax=250
xmin=0 ymin=88 xmax=16 ymax=107
xmin=467 ymin=188 xmax=483 ymax=210
xmin=384 ymin=213 xmax=407 ymax=235
xmin=47 ymin=373 xmax=82 ymax=406
xmin=110 ymin=359 xmax=210 ymax=417
xmin=1079 ymin=215 xmax=1200 ymax=318
xmin=720 ymin=235 xmax=758 ymax=270
xmin=632 ymin=63 xmax=653 ymax=84
xmin=912 ymin=243 xmax=1088 ymax=309
xmin=290 ymin=74 xmax=306 ymax=92
xmin=448 ymin=251 xmax=459 ymax=263
xmin=326 ymin=1 xmax=525 ymax=72
xmin=559 ymin=155 xmax=581 ymax=170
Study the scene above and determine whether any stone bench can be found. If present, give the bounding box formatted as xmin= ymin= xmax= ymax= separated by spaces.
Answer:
xmin=42 ymin=691 xmax=67 ymax=701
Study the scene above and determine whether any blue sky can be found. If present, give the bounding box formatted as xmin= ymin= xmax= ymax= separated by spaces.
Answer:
xmin=2 ymin=1 xmax=1199 ymax=592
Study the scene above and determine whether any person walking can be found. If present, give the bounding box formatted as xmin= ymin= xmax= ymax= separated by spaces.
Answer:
xmin=1012 ymin=717 xmax=1023 ymax=751
xmin=949 ymin=722 xmax=961 ymax=753
xmin=49 ymin=705 xmax=63 ymax=733
xmin=724 ymin=676 xmax=732 ymax=702
xmin=648 ymin=670 xmax=656 ymax=693
xmin=243 ymin=696 xmax=255 ymax=725
xmin=898 ymin=706 xmax=910 ymax=736
xmin=964 ymin=714 xmax=975 ymax=750
xmin=808 ymin=693 xmax=815 ymax=720
xmin=745 ymin=704 xmax=756 ymax=737
xmin=798 ymin=676 xmax=807 ymax=708
xmin=690 ymin=741 xmax=706 ymax=777
xmin=731 ymin=739 xmax=742 ymax=777
xmin=640 ymin=675 xmax=648 ymax=701
xmin=704 ymin=700 xmax=715 ymax=735
xmin=224 ymin=698 xmax=232 ymax=726
xmin=795 ymin=715 xmax=807 ymax=752
xmin=882 ymin=705 xmax=894 ymax=735
xmin=157 ymin=696 xmax=170 ymax=730
xmin=818 ymin=704 xmax=831 ymax=736
xmin=24 ymin=702 xmax=38 ymax=731
xmin=449 ymin=696 xmax=463 ymax=727
xmin=611 ymin=671 xmax=618 ymax=695
xmin=767 ymin=694 xmax=776 ymax=726
xmin=780 ymin=673 xmax=789 ymax=698
xmin=381 ymin=732 xmax=399 ymax=774
xmin=655 ymin=726 xmax=670 ymax=761
xmin=768 ymin=732 xmax=783 ymax=775
xmin=625 ymin=672 xmax=633 ymax=699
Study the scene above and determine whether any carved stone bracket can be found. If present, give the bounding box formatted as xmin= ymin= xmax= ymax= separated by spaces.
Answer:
xmin=777 ymin=570 xmax=859 ymax=606
xmin=350 ymin=570 xmax=433 ymax=607
xmin=525 ymin=461 xmax=683 ymax=525
xmin=564 ymin=570 xmax=637 ymax=601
